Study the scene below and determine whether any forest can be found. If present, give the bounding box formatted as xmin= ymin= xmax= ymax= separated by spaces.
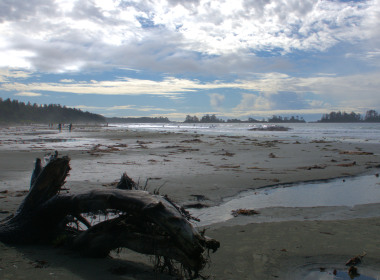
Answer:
xmin=184 ymin=114 xmax=306 ymax=123
xmin=318 ymin=110 xmax=380 ymax=122
xmin=0 ymin=98 xmax=106 ymax=124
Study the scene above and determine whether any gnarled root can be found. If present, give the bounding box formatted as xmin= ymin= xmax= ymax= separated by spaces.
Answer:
xmin=0 ymin=152 xmax=219 ymax=277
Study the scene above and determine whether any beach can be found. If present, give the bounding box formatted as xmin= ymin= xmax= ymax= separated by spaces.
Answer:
xmin=1 ymin=124 xmax=380 ymax=279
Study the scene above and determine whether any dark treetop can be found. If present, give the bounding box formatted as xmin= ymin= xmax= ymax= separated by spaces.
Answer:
xmin=0 ymin=98 xmax=106 ymax=124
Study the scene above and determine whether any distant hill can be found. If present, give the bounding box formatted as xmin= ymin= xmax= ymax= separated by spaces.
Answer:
xmin=0 ymin=98 xmax=106 ymax=124
xmin=106 ymin=117 xmax=171 ymax=123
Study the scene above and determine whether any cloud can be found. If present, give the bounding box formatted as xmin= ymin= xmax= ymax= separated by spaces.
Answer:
xmin=132 ymin=106 xmax=177 ymax=112
xmin=60 ymin=79 xmax=75 ymax=83
xmin=209 ymin=93 xmax=225 ymax=110
xmin=0 ymin=50 xmax=35 ymax=69
xmin=0 ymin=0 xmax=58 ymax=23
xmin=0 ymin=68 xmax=33 ymax=82
xmin=107 ymin=105 xmax=136 ymax=110
xmin=108 ymin=105 xmax=176 ymax=112
xmin=14 ymin=91 xmax=42 ymax=97
xmin=0 ymin=0 xmax=378 ymax=73
xmin=235 ymin=93 xmax=272 ymax=112
xmin=149 ymin=0 xmax=375 ymax=55
xmin=73 ymin=104 xmax=177 ymax=113
xmin=72 ymin=105 xmax=105 ymax=111
xmin=1 ymin=77 xmax=197 ymax=96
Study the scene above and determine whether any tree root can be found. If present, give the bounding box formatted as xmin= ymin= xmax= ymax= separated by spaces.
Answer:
xmin=0 ymin=152 xmax=219 ymax=278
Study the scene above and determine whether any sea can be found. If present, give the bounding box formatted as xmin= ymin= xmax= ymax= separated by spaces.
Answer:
xmin=109 ymin=122 xmax=380 ymax=144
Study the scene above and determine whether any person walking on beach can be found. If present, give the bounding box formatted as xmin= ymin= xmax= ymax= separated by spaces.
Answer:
xmin=69 ymin=123 xmax=72 ymax=132
xmin=58 ymin=123 xmax=62 ymax=132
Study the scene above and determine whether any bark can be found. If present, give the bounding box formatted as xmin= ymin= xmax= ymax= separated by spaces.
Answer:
xmin=0 ymin=153 xmax=219 ymax=276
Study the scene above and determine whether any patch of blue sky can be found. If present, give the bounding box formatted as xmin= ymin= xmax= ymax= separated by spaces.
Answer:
xmin=283 ymin=43 xmax=374 ymax=76
xmin=270 ymin=92 xmax=312 ymax=110
xmin=79 ymin=94 xmax=180 ymax=117
xmin=253 ymin=48 xmax=285 ymax=58
xmin=211 ymin=89 xmax=250 ymax=109
xmin=27 ymin=68 xmax=159 ymax=84
xmin=337 ymin=0 xmax=366 ymax=3
xmin=178 ymin=92 xmax=213 ymax=112
xmin=136 ymin=16 xmax=160 ymax=29
xmin=176 ymin=89 xmax=251 ymax=116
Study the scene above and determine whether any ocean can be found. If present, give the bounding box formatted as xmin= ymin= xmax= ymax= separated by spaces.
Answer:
xmin=110 ymin=122 xmax=380 ymax=143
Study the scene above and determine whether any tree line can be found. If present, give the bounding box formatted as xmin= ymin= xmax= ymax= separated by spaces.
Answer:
xmin=184 ymin=114 xmax=224 ymax=123
xmin=0 ymin=98 xmax=106 ymax=124
xmin=184 ymin=114 xmax=305 ymax=123
xmin=319 ymin=110 xmax=380 ymax=122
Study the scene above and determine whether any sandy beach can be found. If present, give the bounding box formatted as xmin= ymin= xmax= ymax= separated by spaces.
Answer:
xmin=1 ymin=124 xmax=380 ymax=279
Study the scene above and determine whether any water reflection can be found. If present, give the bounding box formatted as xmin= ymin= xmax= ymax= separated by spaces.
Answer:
xmin=190 ymin=173 xmax=380 ymax=226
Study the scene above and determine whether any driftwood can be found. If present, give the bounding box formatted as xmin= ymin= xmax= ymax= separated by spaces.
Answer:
xmin=0 ymin=152 xmax=219 ymax=278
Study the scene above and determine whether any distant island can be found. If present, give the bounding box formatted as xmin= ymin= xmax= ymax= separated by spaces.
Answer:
xmin=318 ymin=110 xmax=380 ymax=122
xmin=184 ymin=111 xmax=380 ymax=123
xmin=184 ymin=114 xmax=305 ymax=123
xmin=0 ymin=98 xmax=105 ymax=124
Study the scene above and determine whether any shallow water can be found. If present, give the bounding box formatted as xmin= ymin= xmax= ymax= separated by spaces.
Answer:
xmin=304 ymin=270 xmax=376 ymax=280
xmin=189 ymin=173 xmax=380 ymax=226
xmin=290 ymin=264 xmax=380 ymax=280
xmin=112 ymin=122 xmax=380 ymax=144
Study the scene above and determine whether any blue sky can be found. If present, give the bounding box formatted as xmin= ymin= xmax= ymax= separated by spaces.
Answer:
xmin=0 ymin=0 xmax=379 ymax=121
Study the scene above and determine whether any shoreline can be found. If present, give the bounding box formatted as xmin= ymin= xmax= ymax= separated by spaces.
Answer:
xmin=1 ymin=125 xmax=380 ymax=279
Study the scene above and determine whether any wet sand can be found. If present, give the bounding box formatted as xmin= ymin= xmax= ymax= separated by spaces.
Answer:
xmin=1 ymin=125 xmax=380 ymax=279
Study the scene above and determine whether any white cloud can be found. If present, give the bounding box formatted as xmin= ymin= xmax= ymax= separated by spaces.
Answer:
xmin=0 ymin=0 xmax=378 ymax=73
xmin=14 ymin=91 xmax=42 ymax=97
xmin=0 ymin=68 xmax=32 ymax=82
xmin=108 ymin=105 xmax=176 ymax=112
xmin=149 ymin=0 xmax=375 ymax=54
xmin=1 ymin=77 xmax=197 ymax=96
xmin=209 ymin=93 xmax=225 ymax=110
xmin=134 ymin=106 xmax=177 ymax=112
xmin=307 ymin=100 xmax=328 ymax=109
xmin=108 ymin=105 xmax=135 ymax=110
xmin=72 ymin=104 xmax=177 ymax=113
xmin=72 ymin=105 xmax=104 ymax=111
xmin=0 ymin=50 xmax=35 ymax=69
xmin=60 ymin=79 xmax=75 ymax=83
xmin=235 ymin=93 xmax=272 ymax=111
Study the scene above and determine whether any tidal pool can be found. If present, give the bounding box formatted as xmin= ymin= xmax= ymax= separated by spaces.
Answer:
xmin=289 ymin=265 xmax=379 ymax=280
xmin=189 ymin=173 xmax=380 ymax=226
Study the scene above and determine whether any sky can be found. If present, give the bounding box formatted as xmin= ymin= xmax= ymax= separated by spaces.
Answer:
xmin=0 ymin=0 xmax=379 ymax=121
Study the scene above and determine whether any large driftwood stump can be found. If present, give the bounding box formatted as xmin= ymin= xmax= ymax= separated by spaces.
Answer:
xmin=0 ymin=153 xmax=219 ymax=278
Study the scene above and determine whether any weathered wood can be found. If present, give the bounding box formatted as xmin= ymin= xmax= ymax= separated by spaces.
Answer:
xmin=0 ymin=152 xmax=219 ymax=277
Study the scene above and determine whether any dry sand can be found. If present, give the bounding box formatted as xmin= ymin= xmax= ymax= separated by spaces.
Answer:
xmin=1 ymin=125 xmax=380 ymax=279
